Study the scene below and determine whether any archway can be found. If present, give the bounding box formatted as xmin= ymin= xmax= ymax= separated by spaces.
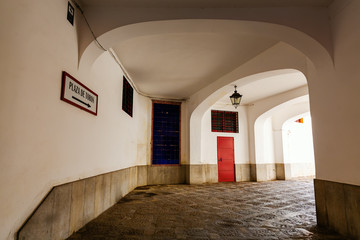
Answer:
xmin=190 ymin=69 xmax=310 ymax=183
xmin=282 ymin=113 xmax=315 ymax=179
xmin=254 ymin=94 xmax=311 ymax=181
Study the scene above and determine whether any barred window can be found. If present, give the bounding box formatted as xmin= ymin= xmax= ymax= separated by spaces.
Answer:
xmin=122 ymin=76 xmax=133 ymax=117
xmin=211 ymin=110 xmax=238 ymax=133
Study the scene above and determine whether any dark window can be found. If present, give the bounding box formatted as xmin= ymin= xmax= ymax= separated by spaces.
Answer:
xmin=211 ymin=110 xmax=238 ymax=133
xmin=122 ymin=76 xmax=133 ymax=117
xmin=152 ymin=102 xmax=181 ymax=165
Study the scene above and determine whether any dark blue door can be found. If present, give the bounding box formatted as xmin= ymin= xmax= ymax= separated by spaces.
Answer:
xmin=152 ymin=102 xmax=181 ymax=164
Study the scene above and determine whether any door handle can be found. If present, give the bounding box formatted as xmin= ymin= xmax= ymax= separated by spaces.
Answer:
xmin=219 ymin=157 xmax=222 ymax=162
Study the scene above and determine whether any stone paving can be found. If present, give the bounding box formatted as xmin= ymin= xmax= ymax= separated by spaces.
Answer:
xmin=68 ymin=180 xmax=349 ymax=240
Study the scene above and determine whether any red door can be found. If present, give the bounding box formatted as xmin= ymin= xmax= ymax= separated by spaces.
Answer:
xmin=217 ymin=137 xmax=235 ymax=182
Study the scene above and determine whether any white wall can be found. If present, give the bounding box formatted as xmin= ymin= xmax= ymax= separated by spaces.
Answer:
xmin=201 ymin=105 xmax=249 ymax=165
xmin=308 ymin=0 xmax=360 ymax=185
xmin=254 ymin=117 xmax=275 ymax=164
xmin=0 ymin=1 xmax=151 ymax=239
xmin=282 ymin=114 xmax=315 ymax=164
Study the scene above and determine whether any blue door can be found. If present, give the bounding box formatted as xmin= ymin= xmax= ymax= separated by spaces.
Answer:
xmin=152 ymin=102 xmax=181 ymax=165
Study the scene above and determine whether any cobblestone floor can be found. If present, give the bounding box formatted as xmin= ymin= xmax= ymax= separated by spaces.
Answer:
xmin=68 ymin=180 xmax=348 ymax=240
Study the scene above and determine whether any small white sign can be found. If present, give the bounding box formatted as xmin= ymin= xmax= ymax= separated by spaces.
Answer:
xmin=61 ymin=71 xmax=98 ymax=115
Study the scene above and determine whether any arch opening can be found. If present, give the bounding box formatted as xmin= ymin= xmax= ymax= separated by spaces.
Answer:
xmin=253 ymin=94 xmax=313 ymax=181
xmin=282 ymin=113 xmax=315 ymax=179
xmin=190 ymin=67 xmax=311 ymax=183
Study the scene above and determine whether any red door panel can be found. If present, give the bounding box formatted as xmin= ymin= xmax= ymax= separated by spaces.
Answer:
xmin=220 ymin=164 xmax=234 ymax=171
xmin=220 ymin=152 xmax=233 ymax=159
xmin=217 ymin=137 xmax=235 ymax=182
xmin=217 ymin=138 xmax=233 ymax=148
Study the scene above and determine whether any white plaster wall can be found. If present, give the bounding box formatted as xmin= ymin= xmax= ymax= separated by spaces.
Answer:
xmin=273 ymin=129 xmax=284 ymax=164
xmin=0 ymin=1 xmax=151 ymax=239
xmin=308 ymin=0 xmax=360 ymax=185
xmin=201 ymin=105 xmax=249 ymax=165
xmin=254 ymin=117 xmax=275 ymax=164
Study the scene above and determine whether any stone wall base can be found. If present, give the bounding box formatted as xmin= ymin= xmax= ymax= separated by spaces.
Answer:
xmin=314 ymin=178 xmax=360 ymax=239
xmin=276 ymin=163 xmax=315 ymax=180
xmin=18 ymin=163 xmax=321 ymax=239
xmin=189 ymin=164 xmax=251 ymax=184
xmin=17 ymin=165 xmax=186 ymax=240
xmin=250 ymin=163 xmax=277 ymax=181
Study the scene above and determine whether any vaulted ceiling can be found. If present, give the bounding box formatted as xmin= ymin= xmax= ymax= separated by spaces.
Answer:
xmin=78 ymin=0 xmax=331 ymax=102
xmin=112 ymin=33 xmax=278 ymax=99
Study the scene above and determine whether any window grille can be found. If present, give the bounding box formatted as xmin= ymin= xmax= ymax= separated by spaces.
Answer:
xmin=211 ymin=110 xmax=238 ymax=133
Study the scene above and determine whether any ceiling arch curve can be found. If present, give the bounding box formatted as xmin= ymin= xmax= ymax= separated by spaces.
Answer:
xmin=79 ymin=19 xmax=332 ymax=100
xmin=77 ymin=2 xmax=333 ymax=59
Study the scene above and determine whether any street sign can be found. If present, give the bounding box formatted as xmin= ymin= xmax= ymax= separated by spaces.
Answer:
xmin=61 ymin=71 xmax=98 ymax=115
